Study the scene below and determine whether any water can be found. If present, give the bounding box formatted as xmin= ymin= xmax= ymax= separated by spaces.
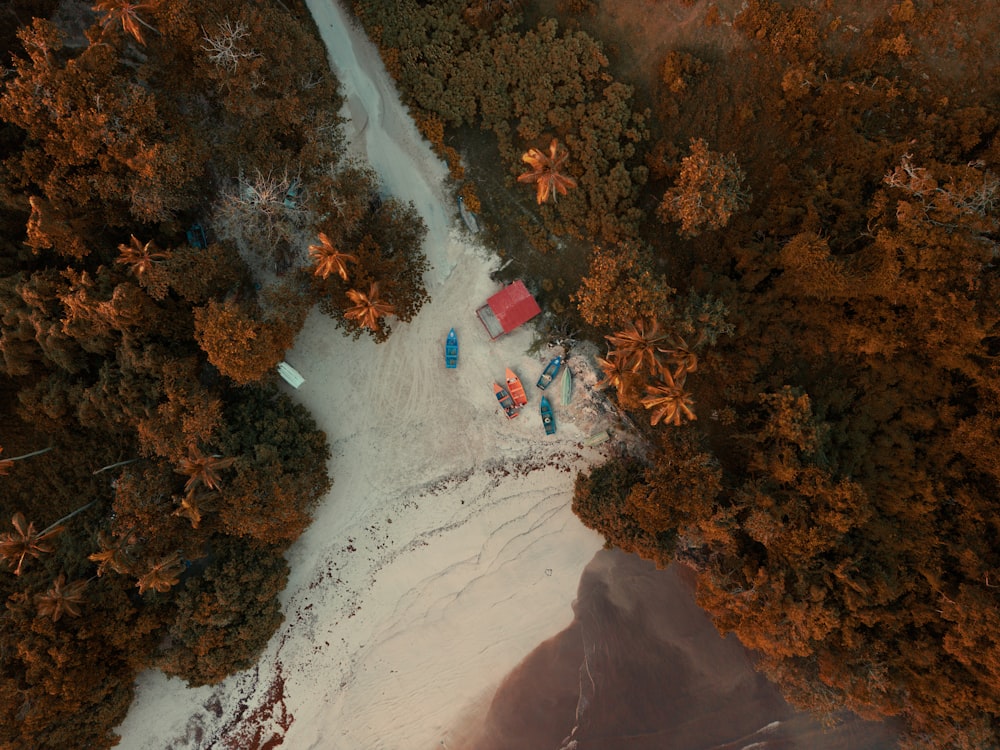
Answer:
xmin=450 ymin=550 xmax=901 ymax=750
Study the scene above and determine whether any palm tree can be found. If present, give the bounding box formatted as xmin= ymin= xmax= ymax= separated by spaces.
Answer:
xmin=176 ymin=446 xmax=235 ymax=494
xmin=308 ymin=232 xmax=357 ymax=281
xmin=596 ymin=352 xmax=631 ymax=391
xmin=640 ymin=369 xmax=697 ymax=427
xmin=604 ymin=319 xmax=670 ymax=374
xmin=172 ymin=488 xmax=217 ymax=529
xmin=137 ymin=551 xmax=184 ymax=594
xmin=345 ymin=282 xmax=396 ymax=331
xmin=88 ymin=529 xmax=138 ymax=576
xmin=0 ymin=513 xmax=65 ymax=576
xmin=517 ymin=138 xmax=578 ymax=204
xmin=0 ymin=445 xmax=52 ymax=476
xmin=116 ymin=235 xmax=169 ymax=278
xmin=35 ymin=574 xmax=88 ymax=622
xmin=92 ymin=0 xmax=158 ymax=45
xmin=661 ymin=334 xmax=701 ymax=378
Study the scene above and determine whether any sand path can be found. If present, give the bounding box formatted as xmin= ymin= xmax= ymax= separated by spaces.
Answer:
xmin=113 ymin=2 xmax=608 ymax=748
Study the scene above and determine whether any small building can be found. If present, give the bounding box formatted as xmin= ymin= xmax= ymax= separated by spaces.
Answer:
xmin=476 ymin=280 xmax=542 ymax=340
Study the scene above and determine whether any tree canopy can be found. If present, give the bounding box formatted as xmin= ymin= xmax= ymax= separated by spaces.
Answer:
xmin=562 ymin=2 xmax=1000 ymax=747
xmin=0 ymin=1 xmax=367 ymax=746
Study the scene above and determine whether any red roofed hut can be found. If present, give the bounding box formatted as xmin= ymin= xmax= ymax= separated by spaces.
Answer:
xmin=476 ymin=280 xmax=542 ymax=339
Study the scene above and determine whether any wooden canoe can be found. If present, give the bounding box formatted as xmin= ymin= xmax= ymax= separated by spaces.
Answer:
xmin=584 ymin=429 xmax=610 ymax=446
xmin=445 ymin=328 xmax=458 ymax=368
xmin=505 ymin=368 xmax=528 ymax=407
xmin=560 ymin=365 xmax=572 ymax=406
xmin=458 ymin=195 xmax=480 ymax=234
xmin=540 ymin=396 xmax=556 ymax=435
xmin=536 ymin=355 xmax=562 ymax=390
xmin=493 ymin=382 xmax=519 ymax=419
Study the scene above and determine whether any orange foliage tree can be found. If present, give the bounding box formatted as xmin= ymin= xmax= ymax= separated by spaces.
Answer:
xmin=34 ymin=574 xmax=88 ymax=622
xmin=570 ymin=0 xmax=1000 ymax=745
xmin=315 ymin=197 xmax=430 ymax=343
xmin=0 ymin=512 xmax=64 ymax=576
xmin=193 ymin=298 xmax=298 ymax=385
xmin=640 ymin=369 xmax=697 ymax=427
xmin=309 ymin=231 xmax=358 ymax=281
xmin=573 ymin=242 xmax=675 ymax=329
xmin=657 ymin=137 xmax=750 ymax=237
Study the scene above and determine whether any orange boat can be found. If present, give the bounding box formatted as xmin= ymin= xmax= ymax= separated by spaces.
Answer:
xmin=493 ymin=382 xmax=519 ymax=419
xmin=505 ymin=368 xmax=528 ymax=407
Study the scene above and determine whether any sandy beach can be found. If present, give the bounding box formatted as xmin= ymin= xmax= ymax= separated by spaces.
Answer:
xmin=114 ymin=1 xmax=611 ymax=747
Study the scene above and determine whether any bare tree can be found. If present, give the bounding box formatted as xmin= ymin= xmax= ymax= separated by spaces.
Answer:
xmin=0 ymin=445 xmax=52 ymax=476
xmin=213 ymin=167 xmax=311 ymax=276
xmin=885 ymin=153 xmax=1000 ymax=224
xmin=299 ymin=71 xmax=325 ymax=90
xmin=201 ymin=18 xmax=259 ymax=73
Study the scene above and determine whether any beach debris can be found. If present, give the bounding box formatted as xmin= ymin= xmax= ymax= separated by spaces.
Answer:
xmin=583 ymin=429 xmax=611 ymax=447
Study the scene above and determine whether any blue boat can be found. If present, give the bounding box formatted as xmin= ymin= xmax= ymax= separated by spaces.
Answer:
xmin=540 ymin=396 xmax=556 ymax=435
xmin=536 ymin=356 xmax=562 ymax=390
xmin=445 ymin=328 xmax=458 ymax=368
xmin=494 ymin=383 xmax=519 ymax=419
xmin=186 ymin=223 xmax=207 ymax=249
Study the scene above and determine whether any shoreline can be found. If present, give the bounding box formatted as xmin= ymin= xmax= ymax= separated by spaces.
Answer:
xmin=448 ymin=551 xmax=901 ymax=750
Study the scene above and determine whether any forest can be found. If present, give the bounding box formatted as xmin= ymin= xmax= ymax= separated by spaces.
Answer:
xmin=0 ymin=0 xmax=430 ymax=747
xmin=348 ymin=0 xmax=1000 ymax=748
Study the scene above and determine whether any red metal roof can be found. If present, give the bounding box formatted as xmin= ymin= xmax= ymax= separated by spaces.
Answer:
xmin=487 ymin=280 xmax=541 ymax=334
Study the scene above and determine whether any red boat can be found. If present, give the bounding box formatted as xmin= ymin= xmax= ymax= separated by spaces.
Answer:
xmin=505 ymin=368 xmax=528 ymax=407
xmin=493 ymin=383 xmax=519 ymax=419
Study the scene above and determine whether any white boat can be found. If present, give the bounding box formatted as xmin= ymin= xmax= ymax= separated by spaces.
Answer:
xmin=583 ymin=429 xmax=610 ymax=447
xmin=277 ymin=361 xmax=305 ymax=388
xmin=458 ymin=196 xmax=479 ymax=234
xmin=560 ymin=365 xmax=573 ymax=406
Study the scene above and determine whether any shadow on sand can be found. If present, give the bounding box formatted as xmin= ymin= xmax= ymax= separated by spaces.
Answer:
xmin=450 ymin=549 xmax=900 ymax=750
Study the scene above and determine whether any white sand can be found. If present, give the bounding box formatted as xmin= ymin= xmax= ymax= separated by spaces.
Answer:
xmin=113 ymin=1 xmax=610 ymax=747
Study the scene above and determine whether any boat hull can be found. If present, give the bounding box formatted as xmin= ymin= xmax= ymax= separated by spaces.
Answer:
xmin=540 ymin=396 xmax=556 ymax=435
xmin=458 ymin=196 xmax=479 ymax=234
xmin=536 ymin=355 xmax=562 ymax=390
xmin=505 ymin=368 xmax=528 ymax=407
xmin=493 ymin=383 xmax=519 ymax=419
xmin=560 ymin=365 xmax=572 ymax=405
xmin=445 ymin=328 xmax=458 ymax=368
